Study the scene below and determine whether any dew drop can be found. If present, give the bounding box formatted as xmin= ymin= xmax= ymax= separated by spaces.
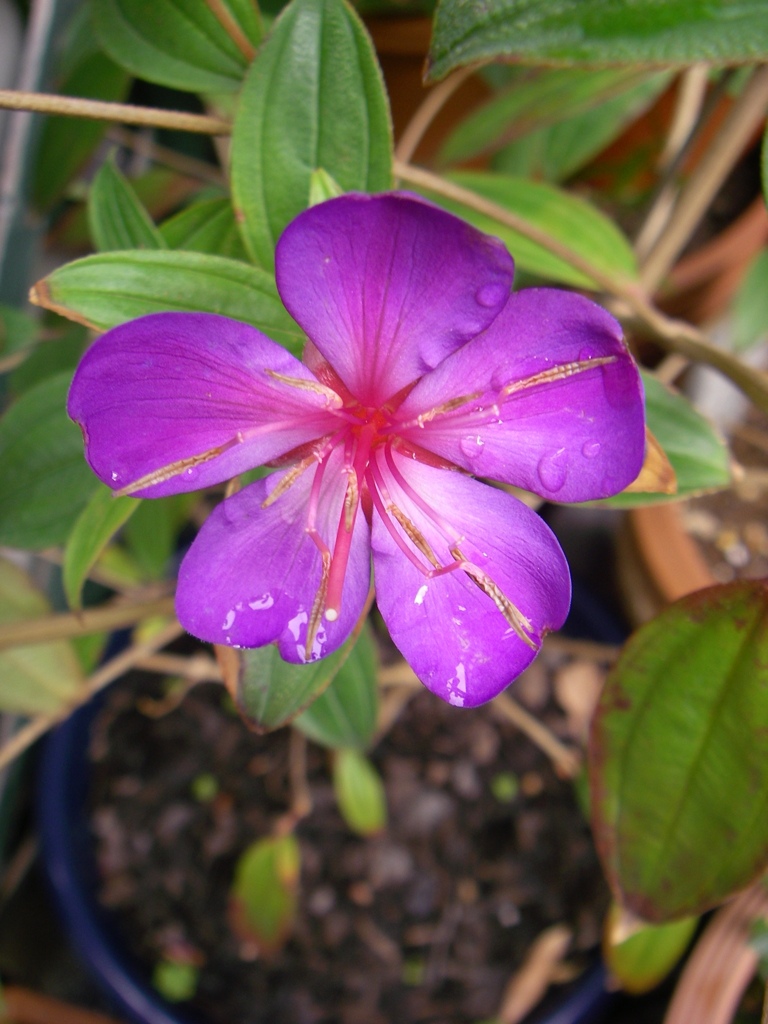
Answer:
xmin=475 ymin=282 xmax=508 ymax=308
xmin=581 ymin=440 xmax=601 ymax=459
xmin=578 ymin=347 xmax=596 ymax=362
xmin=459 ymin=435 xmax=485 ymax=461
xmin=536 ymin=449 xmax=567 ymax=493
xmin=185 ymin=466 xmax=198 ymax=480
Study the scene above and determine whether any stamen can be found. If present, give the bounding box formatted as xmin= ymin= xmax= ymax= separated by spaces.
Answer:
xmin=459 ymin=553 xmax=537 ymax=650
xmin=384 ymin=445 xmax=462 ymax=548
xmin=412 ymin=391 xmax=483 ymax=428
xmin=114 ymin=435 xmax=244 ymax=496
xmin=389 ymin=506 xmax=441 ymax=570
xmin=499 ymin=356 xmax=617 ymax=398
xmin=261 ymin=454 xmax=316 ymax=508
xmin=305 ymin=550 xmax=331 ymax=656
xmin=265 ymin=369 xmax=342 ymax=406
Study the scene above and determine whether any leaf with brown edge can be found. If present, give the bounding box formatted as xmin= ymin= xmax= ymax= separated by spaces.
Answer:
xmin=622 ymin=427 xmax=677 ymax=495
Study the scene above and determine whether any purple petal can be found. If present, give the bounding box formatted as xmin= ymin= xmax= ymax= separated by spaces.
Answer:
xmin=176 ymin=446 xmax=371 ymax=662
xmin=275 ymin=193 xmax=514 ymax=406
xmin=396 ymin=288 xmax=645 ymax=502
xmin=68 ymin=312 xmax=340 ymax=497
xmin=370 ymin=450 xmax=571 ymax=707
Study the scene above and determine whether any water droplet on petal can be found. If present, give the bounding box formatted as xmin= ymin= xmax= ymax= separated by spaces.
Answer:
xmin=111 ymin=471 xmax=119 ymax=482
xmin=185 ymin=466 xmax=198 ymax=480
xmin=581 ymin=440 xmax=601 ymax=459
xmin=459 ymin=435 xmax=485 ymax=461
xmin=222 ymin=609 xmax=236 ymax=631
xmin=475 ymin=282 xmax=508 ymax=308
xmin=578 ymin=347 xmax=596 ymax=362
xmin=536 ymin=450 xmax=568 ymax=493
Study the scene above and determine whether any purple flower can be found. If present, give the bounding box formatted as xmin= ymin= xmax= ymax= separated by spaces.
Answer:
xmin=68 ymin=193 xmax=644 ymax=707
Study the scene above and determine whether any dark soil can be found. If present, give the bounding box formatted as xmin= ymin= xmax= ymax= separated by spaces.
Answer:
xmin=682 ymin=408 xmax=768 ymax=583
xmin=88 ymin=653 xmax=609 ymax=1024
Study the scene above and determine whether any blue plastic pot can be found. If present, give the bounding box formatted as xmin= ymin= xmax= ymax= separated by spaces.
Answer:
xmin=37 ymin=580 xmax=620 ymax=1024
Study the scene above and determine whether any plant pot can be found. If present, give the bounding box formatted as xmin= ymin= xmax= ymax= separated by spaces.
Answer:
xmin=37 ymin=587 xmax=621 ymax=1024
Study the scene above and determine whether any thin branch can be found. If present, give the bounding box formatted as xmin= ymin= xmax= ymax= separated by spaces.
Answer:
xmin=0 ymin=620 xmax=183 ymax=771
xmin=0 ymin=594 xmax=176 ymax=650
xmin=641 ymin=64 xmax=768 ymax=293
xmin=107 ymin=125 xmax=226 ymax=185
xmin=204 ymin=0 xmax=256 ymax=62
xmin=492 ymin=692 xmax=581 ymax=779
xmin=0 ymin=90 xmax=232 ymax=135
xmin=395 ymin=65 xmax=475 ymax=166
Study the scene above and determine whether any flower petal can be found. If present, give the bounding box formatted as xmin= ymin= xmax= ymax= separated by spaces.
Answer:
xmin=275 ymin=193 xmax=514 ymax=406
xmin=370 ymin=450 xmax=571 ymax=707
xmin=176 ymin=447 xmax=371 ymax=662
xmin=67 ymin=312 xmax=340 ymax=497
xmin=397 ymin=288 xmax=645 ymax=502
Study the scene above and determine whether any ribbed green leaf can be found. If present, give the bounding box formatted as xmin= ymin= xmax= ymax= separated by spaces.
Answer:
xmin=88 ymin=158 xmax=166 ymax=252
xmin=63 ymin=485 xmax=140 ymax=610
xmin=0 ymin=558 xmax=86 ymax=715
xmin=31 ymin=251 xmax=304 ymax=354
xmin=224 ymin=630 xmax=362 ymax=732
xmin=294 ymin=623 xmax=378 ymax=749
xmin=159 ymin=196 xmax=249 ymax=261
xmin=231 ymin=0 xmax=392 ymax=268
xmin=428 ymin=0 xmax=768 ymax=80
xmin=419 ymin=171 xmax=638 ymax=288
xmin=0 ymin=373 xmax=98 ymax=549
xmin=93 ymin=0 xmax=262 ymax=92
xmin=590 ymin=580 xmax=768 ymax=921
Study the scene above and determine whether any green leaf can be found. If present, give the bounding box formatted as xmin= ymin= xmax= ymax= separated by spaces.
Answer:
xmin=9 ymin=322 xmax=87 ymax=397
xmin=31 ymin=251 xmax=304 ymax=354
xmin=589 ymin=580 xmax=768 ymax=922
xmin=604 ymin=903 xmax=697 ymax=993
xmin=294 ymin=623 xmax=378 ymax=749
xmin=63 ymin=485 xmax=140 ymax=610
xmin=419 ymin=171 xmax=638 ymax=288
xmin=308 ymin=168 xmax=345 ymax=207
xmin=229 ymin=835 xmax=300 ymax=955
xmin=88 ymin=157 xmax=167 ymax=252
xmin=0 ymin=305 xmax=37 ymax=357
xmin=595 ymin=373 xmax=731 ymax=507
xmin=0 ymin=558 xmax=86 ymax=715
xmin=159 ymin=196 xmax=249 ymax=260
xmin=224 ymin=630 xmax=362 ymax=732
xmin=231 ymin=0 xmax=392 ymax=268
xmin=93 ymin=0 xmax=262 ymax=93
xmin=734 ymin=248 xmax=768 ymax=353
xmin=428 ymin=0 xmax=768 ymax=81
xmin=438 ymin=67 xmax=656 ymax=167
xmin=333 ymin=747 xmax=387 ymax=836
xmin=0 ymin=373 xmax=98 ymax=549
xmin=32 ymin=51 xmax=130 ymax=210
xmin=493 ymin=74 xmax=671 ymax=182
xmin=122 ymin=494 xmax=194 ymax=580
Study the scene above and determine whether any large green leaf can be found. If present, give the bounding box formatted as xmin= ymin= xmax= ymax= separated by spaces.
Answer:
xmin=88 ymin=158 xmax=166 ymax=252
xmin=733 ymin=247 xmax=768 ymax=353
xmin=222 ymin=629 xmax=362 ymax=732
xmin=419 ymin=170 xmax=638 ymax=288
xmin=438 ymin=67 xmax=656 ymax=167
xmin=590 ymin=580 xmax=768 ymax=922
xmin=231 ymin=0 xmax=392 ymax=268
xmin=31 ymin=251 xmax=304 ymax=354
xmin=63 ymin=485 xmax=140 ymax=610
xmin=294 ymin=622 xmax=378 ymax=749
xmin=595 ymin=373 xmax=731 ymax=508
xmin=604 ymin=905 xmax=698 ymax=993
xmin=93 ymin=0 xmax=262 ymax=93
xmin=428 ymin=0 xmax=768 ymax=81
xmin=0 ymin=373 xmax=98 ymax=549
xmin=159 ymin=196 xmax=249 ymax=261
xmin=332 ymin=747 xmax=387 ymax=836
xmin=0 ymin=558 xmax=86 ymax=715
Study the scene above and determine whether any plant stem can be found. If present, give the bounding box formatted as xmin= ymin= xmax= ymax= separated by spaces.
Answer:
xmin=107 ymin=125 xmax=226 ymax=184
xmin=204 ymin=0 xmax=256 ymax=61
xmin=0 ymin=90 xmax=232 ymax=134
xmin=0 ymin=594 xmax=176 ymax=650
xmin=0 ymin=620 xmax=183 ymax=771
xmin=395 ymin=65 xmax=475 ymax=166
xmin=492 ymin=693 xmax=581 ymax=779
xmin=640 ymin=64 xmax=768 ymax=293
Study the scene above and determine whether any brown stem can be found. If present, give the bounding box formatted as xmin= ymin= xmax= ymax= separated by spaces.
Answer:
xmin=0 ymin=621 xmax=183 ymax=771
xmin=107 ymin=125 xmax=226 ymax=185
xmin=641 ymin=64 xmax=768 ymax=293
xmin=203 ymin=0 xmax=257 ymax=62
xmin=0 ymin=90 xmax=231 ymax=134
xmin=492 ymin=692 xmax=581 ymax=779
xmin=394 ymin=65 xmax=474 ymax=166
xmin=0 ymin=594 xmax=176 ymax=651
